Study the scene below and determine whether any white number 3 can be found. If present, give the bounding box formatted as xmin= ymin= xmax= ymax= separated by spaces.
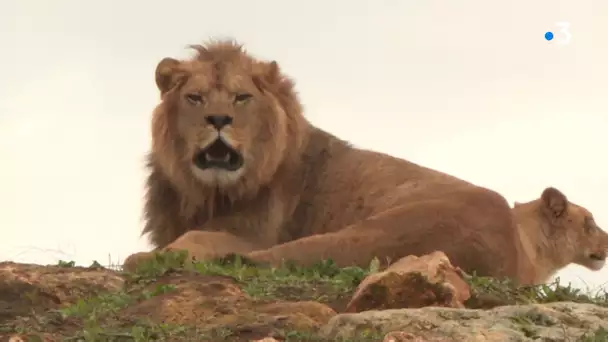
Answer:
xmin=555 ymin=21 xmax=572 ymax=45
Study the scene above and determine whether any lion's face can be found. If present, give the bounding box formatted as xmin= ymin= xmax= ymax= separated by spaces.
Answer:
xmin=516 ymin=187 xmax=608 ymax=272
xmin=174 ymin=63 xmax=287 ymax=187
xmin=151 ymin=43 xmax=295 ymax=191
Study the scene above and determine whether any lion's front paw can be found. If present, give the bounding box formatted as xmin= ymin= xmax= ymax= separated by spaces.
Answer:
xmin=246 ymin=250 xmax=282 ymax=267
xmin=164 ymin=232 xmax=219 ymax=263
xmin=122 ymin=251 xmax=155 ymax=272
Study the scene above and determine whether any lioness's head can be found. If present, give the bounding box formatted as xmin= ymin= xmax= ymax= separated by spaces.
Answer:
xmin=150 ymin=40 xmax=308 ymax=198
xmin=514 ymin=187 xmax=608 ymax=272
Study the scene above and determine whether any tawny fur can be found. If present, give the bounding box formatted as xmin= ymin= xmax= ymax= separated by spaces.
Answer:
xmin=513 ymin=187 xmax=608 ymax=284
xmin=126 ymin=39 xmax=605 ymax=285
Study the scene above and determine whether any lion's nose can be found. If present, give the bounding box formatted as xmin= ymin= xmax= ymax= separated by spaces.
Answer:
xmin=205 ymin=115 xmax=233 ymax=130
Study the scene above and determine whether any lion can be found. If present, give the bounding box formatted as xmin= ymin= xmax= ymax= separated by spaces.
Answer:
xmin=512 ymin=187 xmax=608 ymax=284
xmin=124 ymin=39 xmax=536 ymax=284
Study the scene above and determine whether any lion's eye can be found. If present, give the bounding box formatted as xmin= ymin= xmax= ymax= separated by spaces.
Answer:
xmin=234 ymin=93 xmax=253 ymax=104
xmin=185 ymin=93 xmax=204 ymax=105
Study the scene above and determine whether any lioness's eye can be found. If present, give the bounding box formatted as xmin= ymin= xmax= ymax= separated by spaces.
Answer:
xmin=584 ymin=216 xmax=596 ymax=233
xmin=185 ymin=93 xmax=204 ymax=105
xmin=234 ymin=93 xmax=252 ymax=104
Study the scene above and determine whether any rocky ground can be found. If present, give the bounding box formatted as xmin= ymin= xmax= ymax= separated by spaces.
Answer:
xmin=2 ymin=250 xmax=608 ymax=342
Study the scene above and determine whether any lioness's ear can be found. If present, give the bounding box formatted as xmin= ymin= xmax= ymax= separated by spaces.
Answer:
xmin=513 ymin=201 xmax=523 ymax=207
xmin=541 ymin=187 xmax=568 ymax=219
xmin=155 ymin=57 xmax=184 ymax=95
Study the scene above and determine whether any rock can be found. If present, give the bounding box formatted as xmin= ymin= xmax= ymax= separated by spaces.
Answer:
xmin=8 ymin=334 xmax=54 ymax=342
xmin=382 ymin=331 xmax=449 ymax=341
xmin=345 ymin=251 xmax=470 ymax=313
xmin=321 ymin=302 xmax=608 ymax=341
xmin=2 ymin=256 xmax=607 ymax=341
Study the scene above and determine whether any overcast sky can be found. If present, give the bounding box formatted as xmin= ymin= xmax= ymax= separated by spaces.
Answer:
xmin=1 ymin=0 xmax=607 ymax=290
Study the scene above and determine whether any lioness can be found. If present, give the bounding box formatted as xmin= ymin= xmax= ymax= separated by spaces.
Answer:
xmin=513 ymin=187 xmax=608 ymax=284
xmin=247 ymin=187 xmax=608 ymax=285
xmin=124 ymin=40 xmax=538 ymax=284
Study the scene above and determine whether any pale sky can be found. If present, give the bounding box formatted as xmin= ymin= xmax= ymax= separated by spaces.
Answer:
xmin=1 ymin=1 xmax=607 ymax=290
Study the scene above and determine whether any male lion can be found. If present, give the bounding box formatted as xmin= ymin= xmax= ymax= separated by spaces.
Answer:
xmin=125 ymin=39 xmax=533 ymax=283
xmin=513 ymin=187 xmax=608 ymax=284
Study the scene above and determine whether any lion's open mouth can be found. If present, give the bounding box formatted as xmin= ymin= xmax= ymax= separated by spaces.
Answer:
xmin=193 ymin=139 xmax=244 ymax=171
xmin=589 ymin=253 xmax=606 ymax=261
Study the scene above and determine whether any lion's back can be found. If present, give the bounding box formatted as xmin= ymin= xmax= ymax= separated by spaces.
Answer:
xmin=285 ymin=128 xmax=478 ymax=236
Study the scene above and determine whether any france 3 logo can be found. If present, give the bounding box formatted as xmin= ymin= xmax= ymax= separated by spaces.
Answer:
xmin=544 ymin=22 xmax=572 ymax=45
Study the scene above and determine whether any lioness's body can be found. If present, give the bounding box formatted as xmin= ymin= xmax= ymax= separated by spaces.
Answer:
xmin=128 ymin=40 xmax=606 ymax=285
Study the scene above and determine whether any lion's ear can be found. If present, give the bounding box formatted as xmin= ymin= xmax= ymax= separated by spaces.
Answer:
xmin=265 ymin=61 xmax=281 ymax=84
xmin=155 ymin=57 xmax=185 ymax=95
xmin=541 ymin=187 xmax=568 ymax=219
xmin=252 ymin=60 xmax=281 ymax=92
